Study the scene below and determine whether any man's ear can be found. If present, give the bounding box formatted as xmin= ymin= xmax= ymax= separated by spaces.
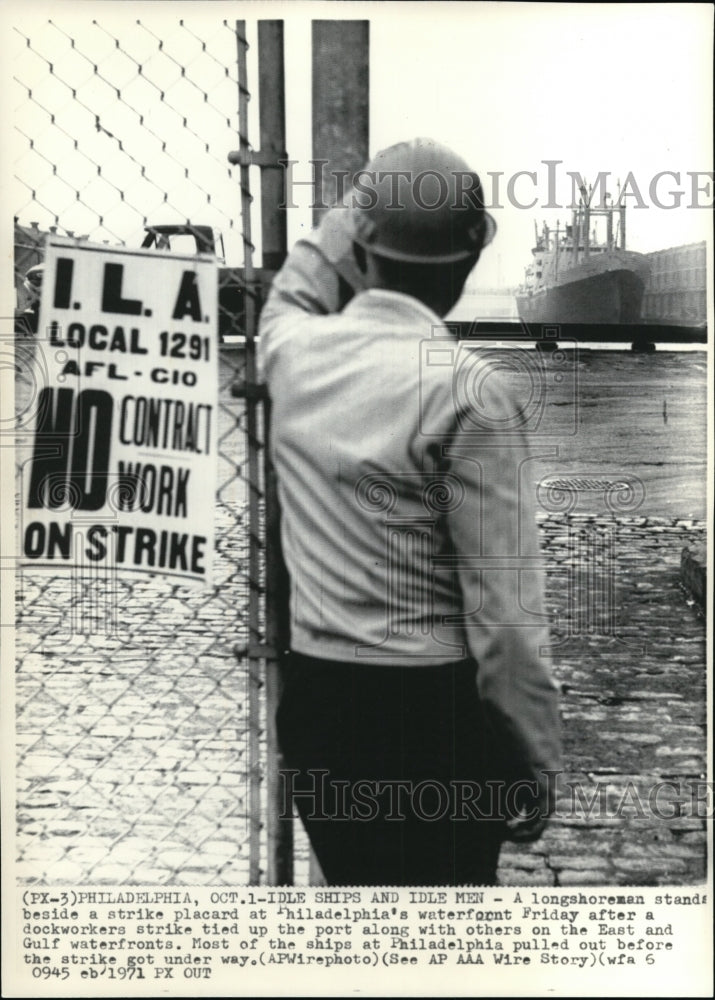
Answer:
xmin=353 ymin=241 xmax=367 ymax=274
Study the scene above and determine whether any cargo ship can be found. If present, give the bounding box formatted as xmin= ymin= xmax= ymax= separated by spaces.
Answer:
xmin=515 ymin=188 xmax=651 ymax=325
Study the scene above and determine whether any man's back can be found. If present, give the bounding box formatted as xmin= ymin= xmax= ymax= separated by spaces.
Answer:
xmin=263 ymin=286 xmax=472 ymax=663
xmin=257 ymin=142 xmax=561 ymax=882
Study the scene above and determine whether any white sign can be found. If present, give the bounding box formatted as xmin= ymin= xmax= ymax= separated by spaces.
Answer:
xmin=21 ymin=238 xmax=218 ymax=585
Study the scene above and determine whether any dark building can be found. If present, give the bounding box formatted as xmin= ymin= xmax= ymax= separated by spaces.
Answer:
xmin=641 ymin=242 xmax=707 ymax=328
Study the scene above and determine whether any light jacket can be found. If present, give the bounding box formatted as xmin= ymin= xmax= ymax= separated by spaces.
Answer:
xmin=258 ymin=209 xmax=562 ymax=794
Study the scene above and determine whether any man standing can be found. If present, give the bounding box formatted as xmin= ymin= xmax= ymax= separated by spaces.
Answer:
xmin=258 ymin=138 xmax=561 ymax=885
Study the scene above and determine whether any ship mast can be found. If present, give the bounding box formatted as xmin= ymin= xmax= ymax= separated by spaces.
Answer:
xmin=554 ymin=219 xmax=560 ymax=279
xmin=575 ymin=182 xmax=627 ymax=254
xmin=619 ymin=202 xmax=626 ymax=250
xmin=572 ymin=208 xmax=579 ymax=263
xmin=581 ymin=185 xmax=590 ymax=258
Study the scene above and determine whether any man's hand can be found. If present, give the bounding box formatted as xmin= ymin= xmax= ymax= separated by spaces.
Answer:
xmin=500 ymin=769 xmax=557 ymax=843
xmin=314 ymin=206 xmax=366 ymax=297
xmin=504 ymin=809 xmax=548 ymax=843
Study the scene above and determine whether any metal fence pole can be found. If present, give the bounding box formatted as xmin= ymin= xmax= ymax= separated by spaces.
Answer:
xmin=311 ymin=20 xmax=370 ymax=225
xmin=262 ymin=401 xmax=292 ymax=884
xmin=256 ymin=20 xmax=294 ymax=886
xmin=235 ymin=20 xmax=262 ymax=886
xmin=257 ymin=21 xmax=288 ymax=273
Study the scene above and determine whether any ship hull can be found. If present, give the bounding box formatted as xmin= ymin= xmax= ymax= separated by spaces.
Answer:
xmin=516 ymin=253 xmax=649 ymax=325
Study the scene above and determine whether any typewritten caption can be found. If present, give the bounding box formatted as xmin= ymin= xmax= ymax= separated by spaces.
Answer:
xmin=8 ymin=885 xmax=711 ymax=995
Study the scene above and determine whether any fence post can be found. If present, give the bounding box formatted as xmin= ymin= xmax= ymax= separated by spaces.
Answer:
xmin=311 ymin=20 xmax=370 ymax=225
xmin=257 ymin=20 xmax=294 ymax=886
xmin=235 ymin=19 xmax=263 ymax=886
xmin=262 ymin=401 xmax=293 ymax=884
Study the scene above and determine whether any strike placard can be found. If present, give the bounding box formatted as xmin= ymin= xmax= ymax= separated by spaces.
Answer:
xmin=21 ymin=238 xmax=219 ymax=585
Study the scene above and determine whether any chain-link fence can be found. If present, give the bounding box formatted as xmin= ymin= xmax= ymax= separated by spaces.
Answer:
xmin=10 ymin=15 xmax=708 ymax=891
xmin=11 ymin=17 xmax=282 ymax=885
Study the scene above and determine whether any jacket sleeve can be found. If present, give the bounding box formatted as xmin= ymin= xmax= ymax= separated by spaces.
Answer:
xmin=445 ymin=361 xmax=562 ymax=812
xmin=258 ymin=209 xmax=368 ymax=382
xmin=259 ymin=209 xmax=367 ymax=328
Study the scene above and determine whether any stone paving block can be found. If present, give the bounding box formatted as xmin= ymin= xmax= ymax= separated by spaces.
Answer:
xmin=558 ymin=869 xmax=617 ymax=886
xmin=153 ymin=849 xmax=199 ymax=870
xmin=65 ymin=846 xmax=112 ymax=866
xmin=38 ymin=859 xmax=85 ymax=882
xmin=678 ymin=831 xmax=708 ymax=844
xmin=599 ymin=732 xmax=663 ymax=745
xmin=21 ymin=754 xmax=68 ymax=773
xmin=498 ymin=869 xmax=557 ymax=886
xmin=535 ymin=826 xmax=611 ymax=847
xmin=80 ymin=865 xmax=141 ymax=883
xmin=213 ymin=860 xmax=251 ymax=884
xmin=498 ymin=851 xmax=548 ymax=870
xmin=198 ymin=838 xmax=244 ymax=857
xmin=23 ymin=792 xmax=65 ymax=810
xmin=613 ymin=856 xmax=688 ymax=875
xmin=178 ymin=771 xmax=221 ymax=786
xmin=215 ymin=818 xmax=250 ymax=839
xmin=123 ymin=865 xmax=177 ymax=882
xmin=621 ymin=841 xmax=706 ymax=860
xmin=171 ymin=866 xmax=222 ymax=885
xmin=549 ymin=855 xmax=611 ymax=870
xmin=554 ymin=816 xmax=623 ymax=828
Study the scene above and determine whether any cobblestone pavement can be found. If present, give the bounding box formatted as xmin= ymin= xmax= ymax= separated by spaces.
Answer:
xmin=13 ymin=349 xmax=708 ymax=886
xmin=15 ymin=513 xmax=706 ymax=887
xmin=497 ymin=514 xmax=707 ymax=887
xmin=15 ymin=501 xmax=253 ymax=885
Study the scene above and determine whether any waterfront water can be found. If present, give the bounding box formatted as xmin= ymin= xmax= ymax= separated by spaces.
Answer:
xmin=448 ymin=291 xmax=708 ymax=351
xmin=489 ymin=348 xmax=708 ymax=519
xmin=448 ymin=291 xmax=519 ymax=322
